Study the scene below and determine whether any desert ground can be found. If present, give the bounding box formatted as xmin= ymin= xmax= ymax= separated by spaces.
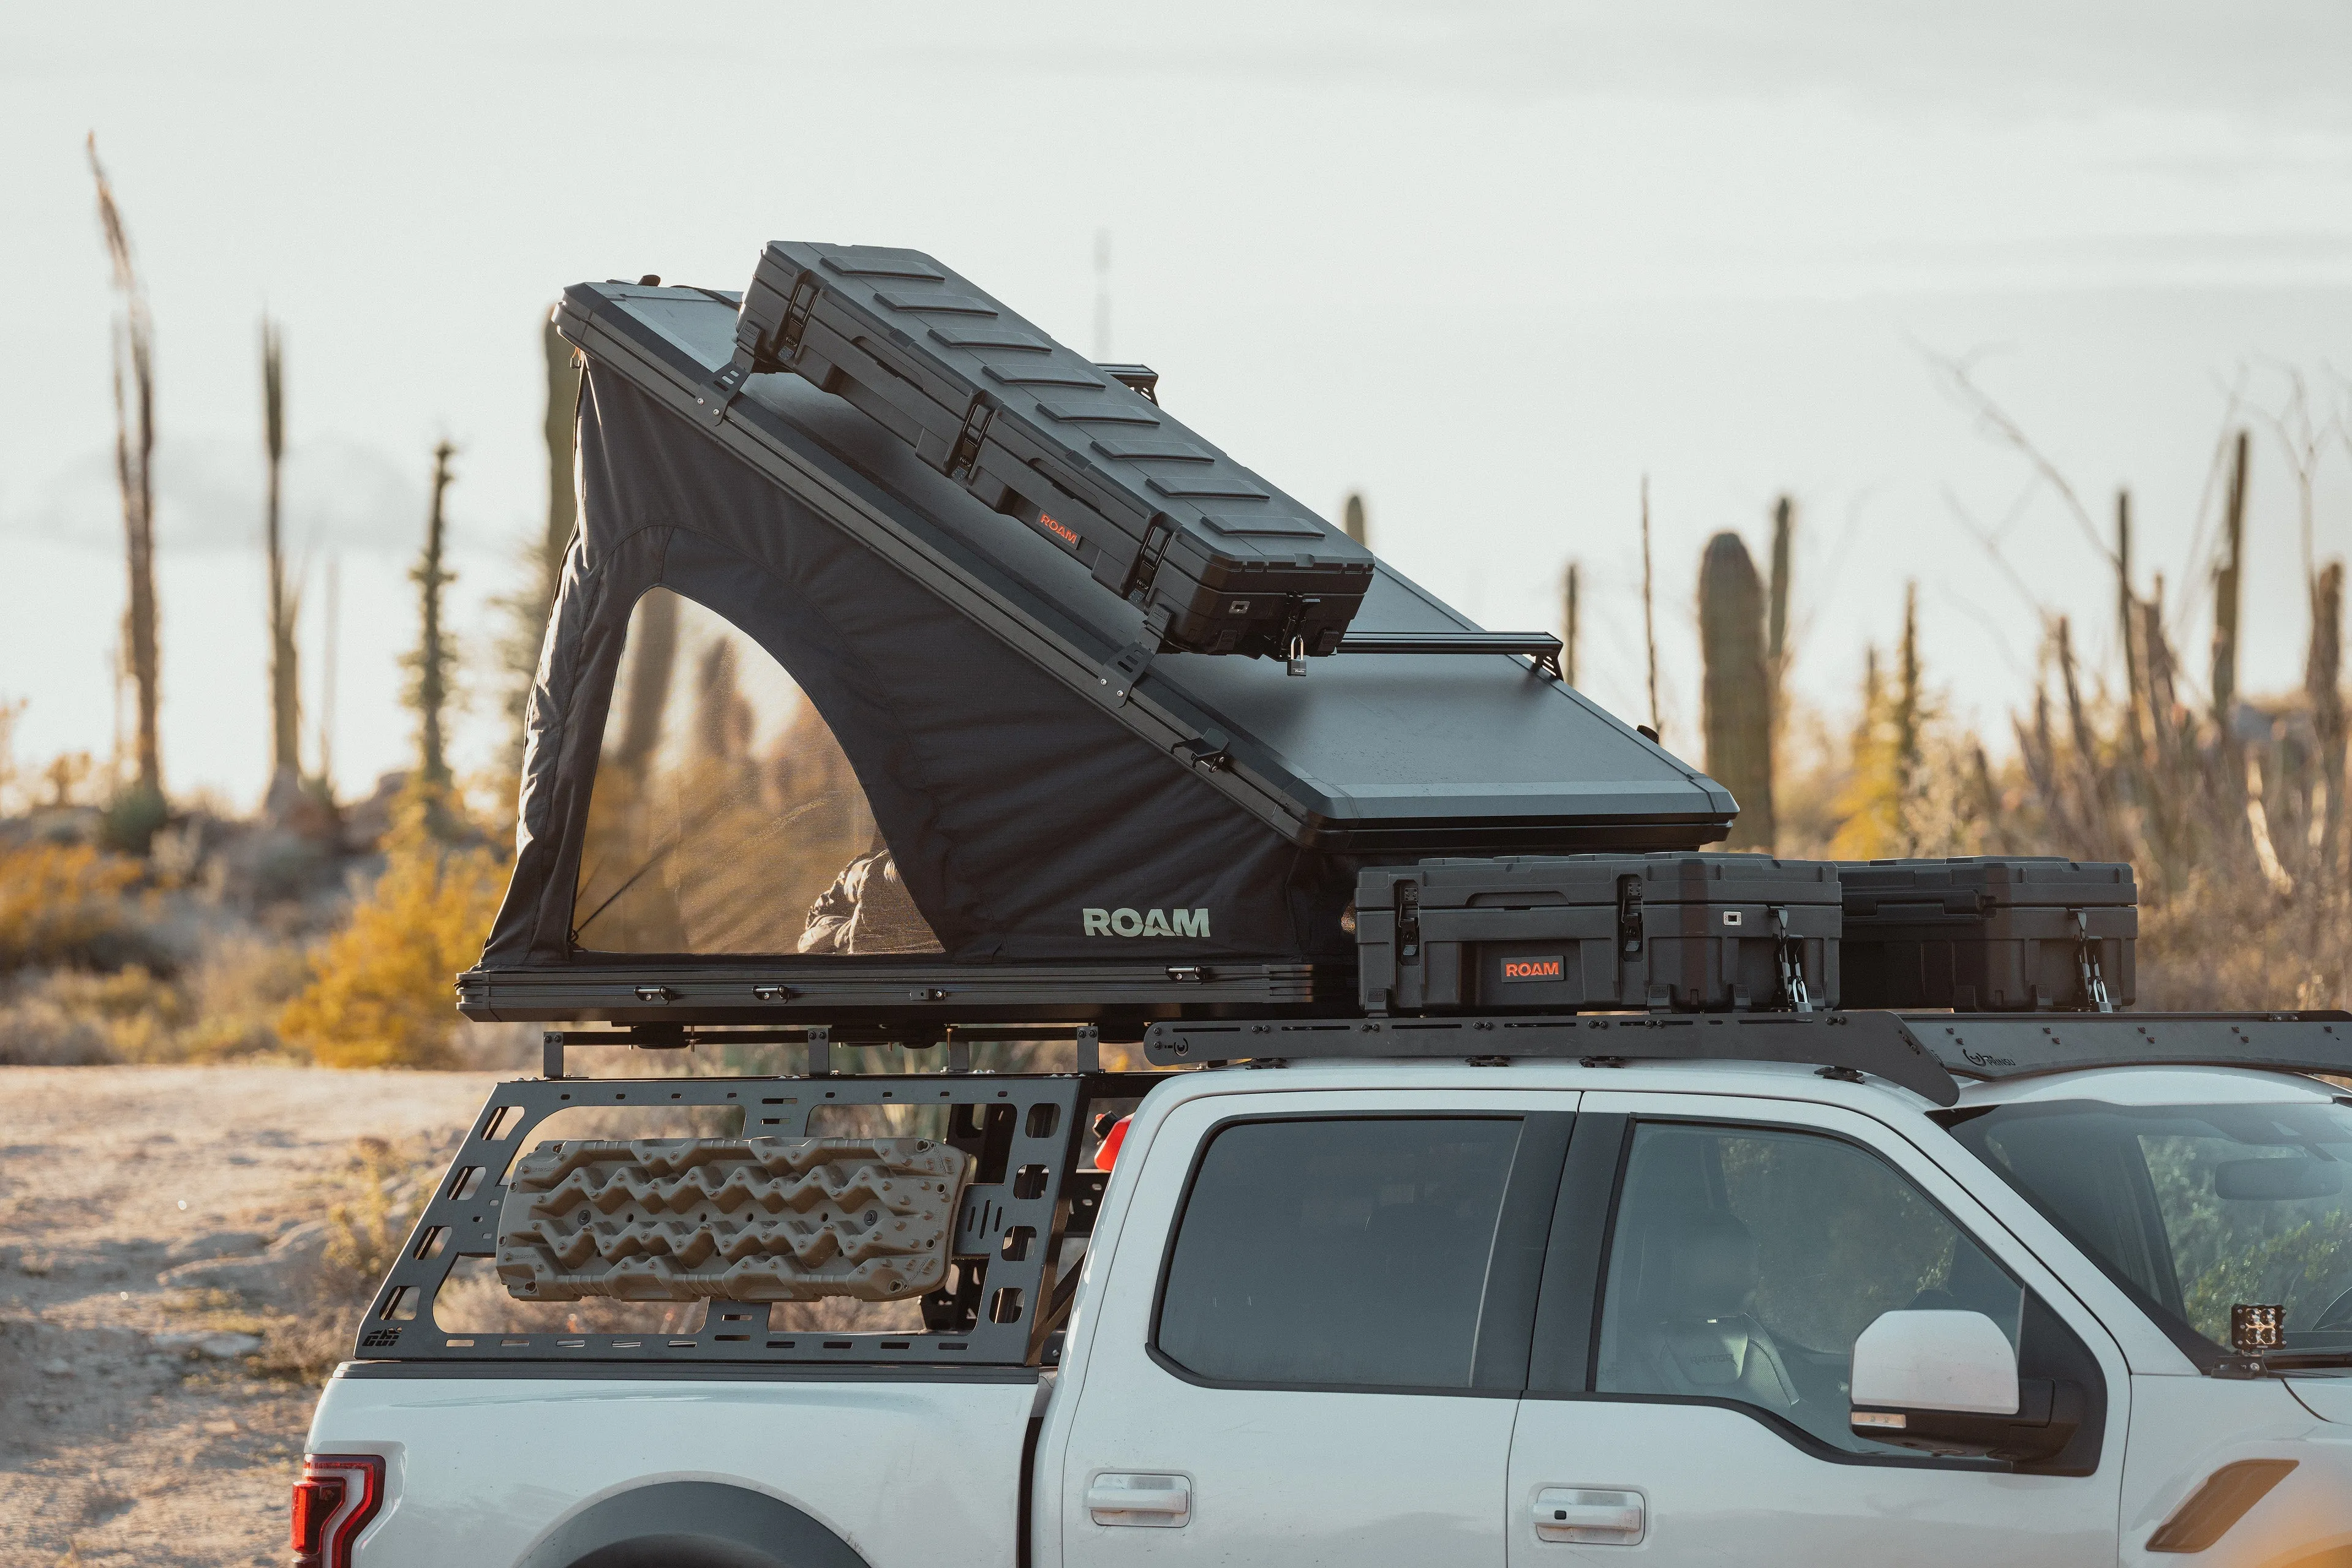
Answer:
xmin=0 ymin=1066 xmax=499 ymax=1568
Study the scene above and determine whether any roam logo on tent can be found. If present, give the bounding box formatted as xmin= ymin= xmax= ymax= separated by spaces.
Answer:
xmin=1501 ymin=956 xmax=1564 ymax=981
xmin=1082 ymin=908 xmax=1210 ymax=938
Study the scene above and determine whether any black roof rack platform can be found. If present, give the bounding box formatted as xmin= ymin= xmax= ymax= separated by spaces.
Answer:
xmin=1141 ymin=1008 xmax=2352 ymax=1107
xmin=1901 ymin=1011 xmax=2352 ymax=1085
xmin=1145 ymin=1011 xmax=1962 ymax=1106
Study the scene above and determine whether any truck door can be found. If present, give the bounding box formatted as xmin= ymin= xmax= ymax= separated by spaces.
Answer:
xmin=1055 ymin=1087 xmax=1580 ymax=1568
xmin=1506 ymin=1091 xmax=2127 ymax=1568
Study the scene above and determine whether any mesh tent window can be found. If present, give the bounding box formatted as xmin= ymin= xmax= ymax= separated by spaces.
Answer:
xmin=572 ymin=587 xmax=941 ymax=957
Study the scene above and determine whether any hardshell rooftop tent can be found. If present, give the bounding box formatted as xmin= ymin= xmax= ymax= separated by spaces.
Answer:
xmin=466 ymin=263 xmax=1735 ymax=1027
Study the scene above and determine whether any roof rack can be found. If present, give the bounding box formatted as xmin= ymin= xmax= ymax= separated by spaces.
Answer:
xmin=1144 ymin=1011 xmax=1960 ymax=1104
xmin=538 ymin=1023 xmax=1117 ymax=1080
xmin=1898 ymin=1011 xmax=2352 ymax=1085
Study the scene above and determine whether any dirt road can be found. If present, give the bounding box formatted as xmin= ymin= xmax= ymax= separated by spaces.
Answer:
xmin=0 ymin=1066 xmax=497 ymax=1568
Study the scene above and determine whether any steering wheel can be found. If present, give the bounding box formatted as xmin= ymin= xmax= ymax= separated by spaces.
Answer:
xmin=2315 ymin=1284 xmax=2352 ymax=1331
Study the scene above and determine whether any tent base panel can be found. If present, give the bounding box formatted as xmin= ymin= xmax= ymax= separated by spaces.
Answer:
xmin=457 ymin=959 xmax=1348 ymax=1026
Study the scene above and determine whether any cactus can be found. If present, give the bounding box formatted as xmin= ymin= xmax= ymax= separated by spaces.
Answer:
xmin=2309 ymin=560 xmax=2345 ymax=864
xmin=2213 ymin=430 xmax=2249 ymax=723
xmin=262 ymin=317 xmax=301 ymax=796
xmin=1343 ymin=491 xmax=1368 ymax=546
xmin=1641 ymin=479 xmax=1662 ymax=739
xmin=410 ymin=442 xmax=458 ymax=800
xmin=1698 ymin=531 xmax=1773 ymax=848
xmin=1766 ymin=496 xmax=1792 ymax=706
xmin=1562 ymin=560 xmax=1580 ymax=688
xmin=88 ymin=136 xmax=163 ymax=808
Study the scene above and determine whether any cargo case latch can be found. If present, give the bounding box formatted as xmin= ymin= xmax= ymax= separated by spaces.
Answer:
xmin=1770 ymin=905 xmax=1814 ymax=1014
xmin=2071 ymin=908 xmax=2114 ymax=1012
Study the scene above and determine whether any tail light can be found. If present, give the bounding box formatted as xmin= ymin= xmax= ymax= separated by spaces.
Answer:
xmin=292 ymin=1453 xmax=383 ymax=1567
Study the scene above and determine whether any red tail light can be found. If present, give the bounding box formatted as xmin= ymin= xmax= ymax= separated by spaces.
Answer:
xmin=292 ymin=1453 xmax=383 ymax=1567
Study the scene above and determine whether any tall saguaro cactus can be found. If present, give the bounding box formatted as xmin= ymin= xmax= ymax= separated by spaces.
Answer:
xmin=1561 ymin=561 xmax=1580 ymax=688
xmin=1342 ymin=492 xmax=1368 ymax=546
xmin=2213 ymin=430 xmax=2250 ymax=725
xmin=1699 ymin=531 xmax=1774 ymax=848
xmin=263 ymin=317 xmax=301 ymax=795
xmin=412 ymin=442 xmax=458 ymax=798
xmin=88 ymin=136 xmax=162 ymax=807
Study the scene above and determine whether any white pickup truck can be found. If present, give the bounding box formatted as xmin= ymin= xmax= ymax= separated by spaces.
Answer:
xmin=299 ymin=1020 xmax=2352 ymax=1568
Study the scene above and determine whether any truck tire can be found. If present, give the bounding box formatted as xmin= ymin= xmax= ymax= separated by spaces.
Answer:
xmin=518 ymin=1481 xmax=869 ymax=1568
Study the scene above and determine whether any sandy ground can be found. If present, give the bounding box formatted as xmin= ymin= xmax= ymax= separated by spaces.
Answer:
xmin=0 ymin=1066 xmax=499 ymax=1568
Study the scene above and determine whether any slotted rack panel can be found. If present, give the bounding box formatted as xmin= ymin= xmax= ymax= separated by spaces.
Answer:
xmin=356 ymin=1072 xmax=1153 ymax=1367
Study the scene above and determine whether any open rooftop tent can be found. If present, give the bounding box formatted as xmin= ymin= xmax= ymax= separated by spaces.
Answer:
xmin=470 ymin=267 xmax=1733 ymax=1023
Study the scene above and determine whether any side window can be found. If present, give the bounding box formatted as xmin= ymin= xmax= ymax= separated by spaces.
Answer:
xmin=1596 ymin=1123 xmax=2024 ymax=1454
xmin=571 ymin=588 xmax=941 ymax=956
xmin=1155 ymin=1118 xmax=1521 ymax=1391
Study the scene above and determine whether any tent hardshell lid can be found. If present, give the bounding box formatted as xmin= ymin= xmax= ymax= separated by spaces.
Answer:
xmin=480 ymin=277 xmax=1734 ymax=972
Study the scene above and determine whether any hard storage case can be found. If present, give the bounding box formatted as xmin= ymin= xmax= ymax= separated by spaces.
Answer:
xmin=723 ymin=242 xmax=1375 ymax=661
xmin=1357 ymin=853 xmax=1841 ymax=1016
xmin=1836 ymin=857 xmax=2135 ymax=1012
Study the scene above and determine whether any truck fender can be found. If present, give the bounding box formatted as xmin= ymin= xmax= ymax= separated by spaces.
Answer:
xmin=516 ymin=1480 xmax=869 ymax=1568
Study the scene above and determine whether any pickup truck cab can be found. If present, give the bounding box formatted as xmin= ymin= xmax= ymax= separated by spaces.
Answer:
xmin=302 ymin=1033 xmax=2352 ymax=1567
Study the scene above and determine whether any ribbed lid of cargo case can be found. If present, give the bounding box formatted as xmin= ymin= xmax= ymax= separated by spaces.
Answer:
xmin=552 ymin=280 xmax=1736 ymax=855
xmin=1388 ymin=852 xmax=1838 ymax=907
xmin=1837 ymin=857 xmax=2135 ymax=906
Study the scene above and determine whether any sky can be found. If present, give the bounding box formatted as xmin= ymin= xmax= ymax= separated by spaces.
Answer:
xmin=5 ymin=1 xmax=2352 ymax=809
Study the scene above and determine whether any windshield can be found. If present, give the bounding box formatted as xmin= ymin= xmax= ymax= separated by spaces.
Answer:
xmin=1947 ymin=1097 xmax=2352 ymax=1363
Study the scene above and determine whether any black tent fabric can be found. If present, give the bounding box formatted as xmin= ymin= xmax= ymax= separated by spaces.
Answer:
xmin=489 ymin=368 xmax=1340 ymax=967
xmin=483 ymin=278 xmax=1736 ymax=974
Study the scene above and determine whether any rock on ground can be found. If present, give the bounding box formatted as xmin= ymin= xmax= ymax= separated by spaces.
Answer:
xmin=0 ymin=1065 xmax=497 ymax=1568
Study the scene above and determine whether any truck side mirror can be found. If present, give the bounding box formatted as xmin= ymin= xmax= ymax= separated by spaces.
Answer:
xmin=1849 ymin=1310 xmax=2081 ymax=1464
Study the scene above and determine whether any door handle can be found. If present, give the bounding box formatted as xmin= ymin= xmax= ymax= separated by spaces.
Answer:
xmin=1086 ymin=1472 xmax=1192 ymax=1528
xmin=1532 ymin=1487 xmax=1644 ymax=1545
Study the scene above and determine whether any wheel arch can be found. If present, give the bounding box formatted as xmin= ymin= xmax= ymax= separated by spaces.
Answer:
xmin=515 ymin=1479 xmax=869 ymax=1568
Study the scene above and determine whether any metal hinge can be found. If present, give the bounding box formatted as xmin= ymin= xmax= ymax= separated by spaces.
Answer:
xmin=698 ymin=355 xmax=754 ymax=427
xmin=1397 ymin=882 xmax=1422 ymax=963
xmin=1175 ymin=726 xmax=1232 ymax=772
xmin=2073 ymin=908 xmax=2114 ymax=1012
xmin=1101 ymin=640 xmax=1155 ymax=704
xmin=1771 ymin=905 xmax=1814 ymax=1013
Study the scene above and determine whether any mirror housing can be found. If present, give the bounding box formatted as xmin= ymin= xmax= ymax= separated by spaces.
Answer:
xmin=1849 ymin=1310 xmax=2081 ymax=1463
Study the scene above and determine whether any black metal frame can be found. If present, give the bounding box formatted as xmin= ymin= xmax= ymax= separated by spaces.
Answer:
xmin=1896 ymin=1011 xmax=2352 ymax=1083
xmin=1144 ymin=1010 xmax=1964 ymax=1106
xmin=1140 ymin=1009 xmax=2352 ymax=1106
xmin=1333 ymin=630 xmax=1564 ymax=680
xmin=354 ymin=1065 xmax=1158 ymax=1369
xmin=458 ymin=959 xmax=1344 ymax=1027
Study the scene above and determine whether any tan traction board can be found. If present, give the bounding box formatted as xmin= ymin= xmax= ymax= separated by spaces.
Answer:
xmin=496 ymin=1136 xmax=972 ymax=1303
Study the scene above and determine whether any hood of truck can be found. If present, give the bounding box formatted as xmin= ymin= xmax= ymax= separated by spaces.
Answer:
xmin=2288 ymin=1375 xmax=2352 ymax=1423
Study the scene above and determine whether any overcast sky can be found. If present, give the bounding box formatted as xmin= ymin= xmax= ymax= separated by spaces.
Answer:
xmin=6 ymin=1 xmax=2351 ymax=807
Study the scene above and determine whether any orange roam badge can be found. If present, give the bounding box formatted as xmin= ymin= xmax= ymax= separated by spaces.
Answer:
xmin=1038 ymin=512 xmax=1082 ymax=550
xmin=1501 ymin=957 xmax=1564 ymax=982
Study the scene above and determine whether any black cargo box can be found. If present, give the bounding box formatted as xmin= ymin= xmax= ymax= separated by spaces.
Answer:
xmin=1357 ymin=854 xmax=1840 ymax=1016
xmin=1837 ymin=858 xmax=2135 ymax=1012
xmin=728 ymin=243 xmax=1374 ymax=662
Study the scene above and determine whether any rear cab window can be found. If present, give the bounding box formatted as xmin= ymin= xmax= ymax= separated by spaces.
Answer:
xmin=1152 ymin=1117 xmax=1525 ymax=1390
